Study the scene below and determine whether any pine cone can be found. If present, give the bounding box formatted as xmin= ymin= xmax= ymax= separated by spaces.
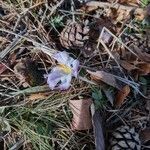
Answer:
xmin=60 ymin=18 xmax=115 ymax=57
xmin=59 ymin=20 xmax=100 ymax=57
xmin=109 ymin=126 xmax=141 ymax=150
xmin=59 ymin=20 xmax=90 ymax=51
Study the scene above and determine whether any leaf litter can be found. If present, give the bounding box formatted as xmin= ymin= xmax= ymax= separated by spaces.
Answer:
xmin=0 ymin=0 xmax=150 ymax=149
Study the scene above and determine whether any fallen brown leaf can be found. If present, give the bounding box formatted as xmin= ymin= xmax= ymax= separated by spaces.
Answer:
xmin=132 ymin=45 xmax=150 ymax=63
xmin=120 ymin=60 xmax=150 ymax=75
xmin=140 ymin=128 xmax=150 ymax=143
xmin=102 ymin=86 xmax=114 ymax=105
xmin=120 ymin=60 xmax=137 ymax=71
xmin=69 ymin=99 xmax=92 ymax=130
xmin=87 ymin=70 xmax=121 ymax=90
xmin=145 ymin=4 xmax=150 ymax=19
xmin=80 ymin=1 xmax=144 ymax=20
xmin=14 ymin=58 xmax=44 ymax=87
xmin=91 ymin=104 xmax=105 ymax=150
xmin=0 ymin=63 xmax=7 ymax=74
xmin=115 ymin=85 xmax=130 ymax=107
xmin=28 ymin=93 xmax=48 ymax=101
xmin=136 ymin=63 xmax=150 ymax=75
xmin=118 ymin=0 xmax=139 ymax=6
xmin=146 ymin=100 xmax=150 ymax=112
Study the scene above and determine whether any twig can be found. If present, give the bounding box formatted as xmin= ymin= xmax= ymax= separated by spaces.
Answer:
xmin=85 ymin=1 xmax=144 ymax=14
xmin=49 ymin=0 xmax=64 ymax=16
xmin=9 ymin=139 xmax=24 ymax=150
xmin=71 ymin=0 xmax=75 ymax=22
xmin=0 ymin=29 xmax=26 ymax=60
xmin=0 ymin=29 xmax=57 ymax=60
xmin=10 ymin=85 xmax=50 ymax=95
xmin=102 ymin=27 xmax=137 ymax=56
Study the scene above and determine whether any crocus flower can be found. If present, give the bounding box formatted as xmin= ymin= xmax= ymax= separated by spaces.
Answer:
xmin=47 ymin=51 xmax=79 ymax=90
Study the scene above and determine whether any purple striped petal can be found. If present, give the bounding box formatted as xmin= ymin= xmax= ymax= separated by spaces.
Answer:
xmin=53 ymin=51 xmax=69 ymax=65
xmin=58 ymin=75 xmax=72 ymax=90
xmin=47 ymin=69 xmax=63 ymax=90
xmin=47 ymin=51 xmax=80 ymax=90
xmin=71 ymin=60 xmax=79 ymax=77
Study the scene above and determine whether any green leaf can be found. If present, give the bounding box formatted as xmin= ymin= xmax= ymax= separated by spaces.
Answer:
xmin=141 ymin=0 xmax=150 ymax=7
xmin=0 ymin=107 xmax=5 ymax=114
xmin=92 ymin=87 xmax=106 ymax=109
xmin=50 ymin=15 xmax=64 ymax=28
xmin=139 ymin=77 xmax=147 ymax=85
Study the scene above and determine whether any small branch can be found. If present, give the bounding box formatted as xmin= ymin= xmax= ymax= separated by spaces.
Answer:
xmin=85 ymin=1 xmax=143 ymax=11
xmin=83 ymin=1 xmax=144 ymax=15
xmin=10 ymin=85 xmax=50 ymax=96
xmin=9 ymin=139 xmax=24 ymax=150
xmin=0 ymin=30 xmax=26 ymax=60
xmin=0 ymin=29 xmax=57 ymax=60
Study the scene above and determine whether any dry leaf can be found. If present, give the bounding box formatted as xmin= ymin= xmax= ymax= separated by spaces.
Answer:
xmin=80 ymin=1 xmax=144 ymax=20
xmin=115 ymin=85 xmax=130 ymax=107
xmin=118 ymin=0 xmax=139 ymax=6
xmin=102 ymin=86 xmax=114 ymax=105
xmin=136 ymin=63 xmax=150 ymax=75
xmin=120 ymin=60 xmax=137 ymax=71
xmin=120 ymin=60 xmax=150 ymax=75
xmin=91 ymin=104 xmax=105 ymax=150
xmin=69 ymin=99 xmax=92 ymax=130
xmin=140 ymin=128 xmax=150 ymax=143
xmin=132 ymin=45 xmax=150 ymax=63
xmin=14 ymin=58 xmax=44 ymax=87
xmin=0 ymin=63 xmax=7 ymax=74
xmin=28 ymin=93 xmax=48 ymax=101
xmin=146 ymin=100 xmax=150 ymax=112
xmin=87 ymin=70 xmax=121 ymax=90
xmin=145 ymin=4 xmax=150 ymax=19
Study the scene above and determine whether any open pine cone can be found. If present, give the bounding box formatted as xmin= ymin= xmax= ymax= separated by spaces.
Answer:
xmin=59 ymin=20 xmax=90 ymax=52
xmin=60 ymin=18 xmax=115 ymax=57
xmin=109 ymin=126 xmax=141 ymax=150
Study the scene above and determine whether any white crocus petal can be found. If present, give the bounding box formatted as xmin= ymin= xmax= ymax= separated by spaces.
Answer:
xmin=47 ymin=69 xmax=64 ymax=90
xmin=71 ymin=60 xmax=80 ymax=77
xmin=67 ymin=56 xmax=74 ymax=66
xmin=58 ymin=74 xmax=72 ymax=90
xmin=53 ymin=51 xmax=70 ymax=65
xmin=47 ymin=51 xmax=80 ymax=90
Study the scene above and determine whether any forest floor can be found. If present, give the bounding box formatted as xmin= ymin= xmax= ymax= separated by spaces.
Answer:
xmin=0 ymin=0 xmax=150 ymax=150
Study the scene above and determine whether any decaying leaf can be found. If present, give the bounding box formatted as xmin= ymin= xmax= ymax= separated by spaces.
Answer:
xmin=0 ymin=63 xmax=7 ymax=74
xmin=132 ymin=45 xmax=150 ymax=63
xmin=91 ymin=104 xmax=105 ymax=150
xmin=115 ymin=85 xmax=130 ymax=108
xmin=120 ymin=60 xmax=150 ymax=75
xmin=0 ymin=118 xmax=11 ymax=137
xmin=117 ymin=0 xmax=139 ymax=6
xmin=144 ymin=4 xmax=150 ymax=25
xmin=140 ymin=128 xmax=150 ymax=143
xmin=28 ymin=93 xmax=48 ymax=101
xmin=102 ymin=86 xmax=114 ymax=105
xmin=120 ymin=60 xmax=137 ymax=71
xmin=146 ymin=99 xmax=150 ymax=112
xmin=14 ymin=58 xmax=44 ymax=87
xmin=87 ymin=70 xmax=121 ymax=90
xmin=69 ymin=99 xmax=92 ymax=130
xmin=136 ymin=63 xmax=150 ymax=75
xmin=80 ymin=1 xmax=144 ymax=20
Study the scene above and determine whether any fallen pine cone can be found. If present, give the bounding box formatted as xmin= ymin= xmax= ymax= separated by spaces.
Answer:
xmin=109 ymin=126 xmax=141 ymax=150
xmin=59 ymin=20 xmax=90 ymax=53
xmin=60 ymin=18 xmax=115 ymax=57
